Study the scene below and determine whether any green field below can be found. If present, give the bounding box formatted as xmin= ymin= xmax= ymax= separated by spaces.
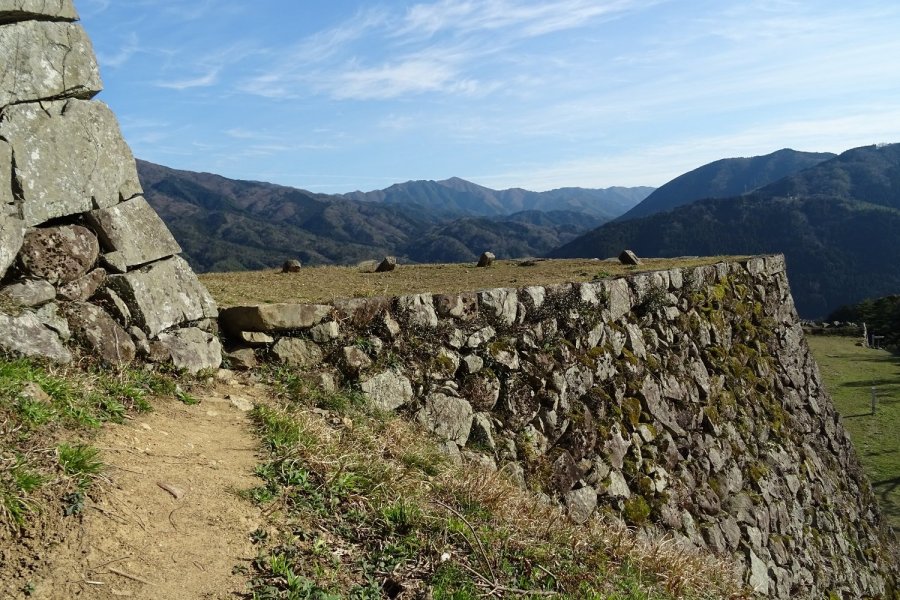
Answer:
xmin=807 ymin=335 xmax=900 ymax=535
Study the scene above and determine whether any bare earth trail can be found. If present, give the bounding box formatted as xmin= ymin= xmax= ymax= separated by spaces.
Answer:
xmin=26 ymin=380 xmax=264 ymax=600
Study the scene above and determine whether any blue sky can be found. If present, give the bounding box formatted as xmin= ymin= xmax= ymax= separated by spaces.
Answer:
xmin=77 ymin=0 xmax=900 ymax=194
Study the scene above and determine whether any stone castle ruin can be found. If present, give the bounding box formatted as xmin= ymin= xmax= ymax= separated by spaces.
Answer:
xmin=0 ymin=0 xmax=221 ymax=372
xmin=218 ymin=256 xmax=899 ymax=597
xmin=1 ymin=3 xmax=898 ymax=598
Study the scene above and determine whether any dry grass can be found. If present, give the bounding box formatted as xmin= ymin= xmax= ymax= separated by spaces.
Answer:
xmin=201 ymin=257 xmax=744 ymax=307
xmin=246 ymin=372 xmax=748 ymax=599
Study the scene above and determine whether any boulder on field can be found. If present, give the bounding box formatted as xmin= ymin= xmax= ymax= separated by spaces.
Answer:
xmin=281 ymin=259 xmax=302 ymax=273
xmin=18 ymin=225 xmax=99 ymax=284
xmin=357 ymin=259 xmax=379 ymax=273
xmin=0 ymin=99 xmax=142 ymax=226
xmin=86 ymin=197 xmax=181 ymax=267
xmin=65 ymin=301 xmax=135 ymax=367
xmin=0 ymin=279 xmax=55 ymax=307
xmin=476 ymin=251 xmax=495 ymax=267
xmin=219 ymin=303 xmax=330 ymax=334
xmin=375 ymin=256 xmax=397 ymax=272
xmin=0 ymin=20 xmax=100 ymax=108
xmin=57 ymin=268 xmax=106 ymax=302
xmin=107 ymin=256 xmax=218 ymax=337
xmin=0 ymin=309 xmax=71 ymax=363
xmin=0 ymin=1 xmax=79 ymax=22
xmin=152 ymin=327 xmax=222 ymax=374
xmin=618 ymin=249 xmax=642 ymax=266
xmin=360 ymin=370 xmax=413 ymax=412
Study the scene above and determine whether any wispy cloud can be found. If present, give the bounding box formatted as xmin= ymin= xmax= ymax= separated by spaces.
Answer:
xmin=397 ymin=0 xmax=659 ymax=38
xmin=237 ymin=0 xmax=651 ymax=102
xmin=157 ymin=67 xmax=221 ymax=90
xmin=97 ymin=32 xmax=140 ymax=69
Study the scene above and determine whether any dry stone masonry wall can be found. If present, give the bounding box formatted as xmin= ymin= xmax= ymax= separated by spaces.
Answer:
xmin=0 ymin=0 xmax=221 ymax=373
xmin=220 ymin=255 xmax=898 ymax=599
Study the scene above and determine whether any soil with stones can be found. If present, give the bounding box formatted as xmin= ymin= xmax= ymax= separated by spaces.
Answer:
xmin=0 ymin=378 xmax=265 ymax=600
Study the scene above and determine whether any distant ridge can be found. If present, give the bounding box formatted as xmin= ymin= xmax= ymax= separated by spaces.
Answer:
xmin=136 ymin=161 xmax=647 ymax=271
xmin=616 ymin=148 xmax=835 ymax=221
xmin=343 ymin=177 xmax=652 ymax=220
xmin=550 ymin=143 xmax=900 ymax=317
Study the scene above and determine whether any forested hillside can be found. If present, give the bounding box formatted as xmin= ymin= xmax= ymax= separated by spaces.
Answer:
xmin=551 ymin=144 xmax=900 ymax=317
xmin=137 ymin=161 xmax=643 ymax=270
xmin=617 ymin=148 xmax=834 ymax=221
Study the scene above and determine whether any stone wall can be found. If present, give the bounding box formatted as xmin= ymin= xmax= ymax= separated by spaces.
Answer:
xmin=220 ymin=255 xmax=898 ymax=598
xmin=0 ymin=0 xmax=221 ymax=373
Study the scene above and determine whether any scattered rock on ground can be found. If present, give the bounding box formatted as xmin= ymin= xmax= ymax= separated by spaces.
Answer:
xmin=619 ymin=249 xmax=642 ymax=265
xmin=282 ymin=259 xmax=302 ymax=272
xmin=477 ymin=251 xmax=495 ymax=267
xmin=375 ymin=256 xmax=397 ymax=272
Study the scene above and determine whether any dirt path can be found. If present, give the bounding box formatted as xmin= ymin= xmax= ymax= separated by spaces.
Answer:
xmin=24 ymin=380 xmax=264 ymax=600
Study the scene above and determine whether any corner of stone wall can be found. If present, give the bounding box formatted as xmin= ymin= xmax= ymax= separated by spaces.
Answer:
xmin=217 ymin=253 xmax=897 ymax=599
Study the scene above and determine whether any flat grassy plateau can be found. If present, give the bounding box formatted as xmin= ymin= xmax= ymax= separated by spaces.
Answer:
xmin=807 ymin=335 xmax=900 ymax=535
xmin=200 ymin=257 xmax=741 ymax=307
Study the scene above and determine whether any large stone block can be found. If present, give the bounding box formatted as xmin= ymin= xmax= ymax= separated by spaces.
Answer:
xmin=0 ymin=21 xmax=101 ymax=107
xmin=0 ymin=0 xmax=78 ymax=23
xmin=0 ymin=99 xmax=142 ymax=226
xmin=108 ymin=256 xmax=218 ymax=337
xmin=153 ymin=327 xmax=222 ymax=374
xmin=18 ymin=224 xmax=99 ymax=284
xmin=87 ymin=196 xmax=181 ymax=267
xmin=360 ymin=370 xmax=413 ymax=412
xmin=417 ymin=393 xmax=473 ymax=446
xmin=0 ymin=213 xmax=24 ymax=279
xmin=0 ymin=309 xmax=71 ymax=363
xmin=65 ymin=301 xmax=135 ymax=366
xmin=219 ymin=303 xmax=331 ymax=334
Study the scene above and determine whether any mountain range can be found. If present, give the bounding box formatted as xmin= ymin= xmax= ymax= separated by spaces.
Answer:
xmin=615 ymin=148 xmax=836 ymax=221
xmin=136 ymin=160 xmax=649 ymax=272
xmin=343 ymin=177 xmax=651 ymax=221
xmin=138 ymin=143 xmax=900 ymax=318
xmin=552 ymin=144 xmax=900 ymax=317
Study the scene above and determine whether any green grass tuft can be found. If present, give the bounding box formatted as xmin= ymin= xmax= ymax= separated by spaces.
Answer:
xmin=0 ymin=354 xmax=182 ymax=530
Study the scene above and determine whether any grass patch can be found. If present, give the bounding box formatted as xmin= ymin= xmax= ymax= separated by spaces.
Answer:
xmin=807 ymin=335 xmax=900 ymax=534
xmin=244 ymin=382 xmax=746 ymax=598
xmin=200 ymin=257 xmax=742 ymax=307
xmin=0 ymin=354 xmax=181 ymax=530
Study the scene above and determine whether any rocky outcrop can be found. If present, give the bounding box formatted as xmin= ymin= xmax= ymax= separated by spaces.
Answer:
xmin=0 ymin=3 xmax=220 ymax=372
xmin=220 ymin=255 xmax=898 ymax=598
